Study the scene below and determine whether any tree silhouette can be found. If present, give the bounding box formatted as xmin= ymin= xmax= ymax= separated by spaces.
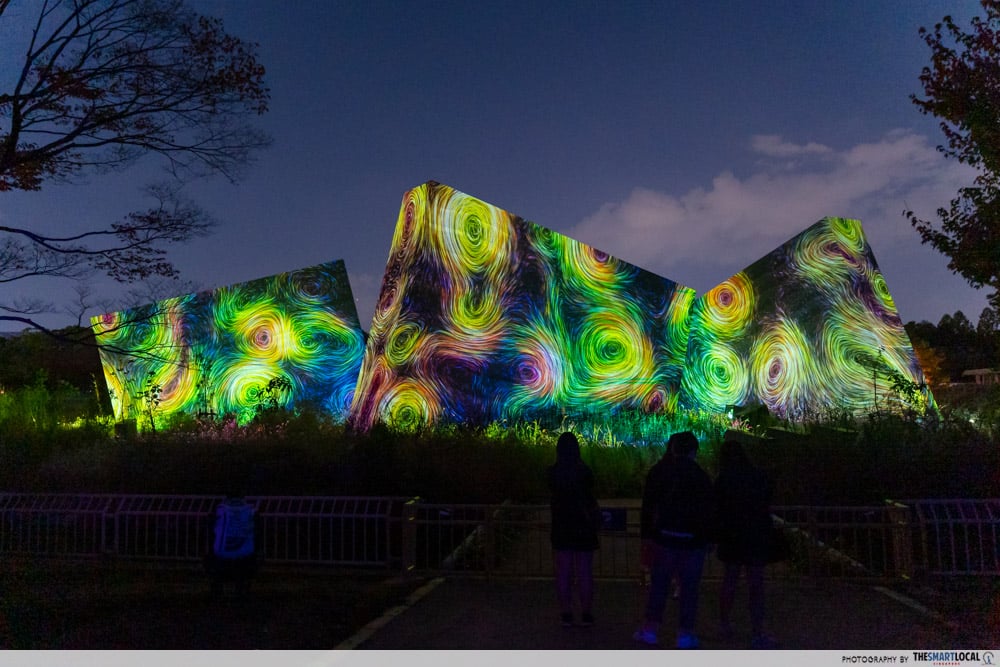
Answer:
xmin=0 ymin=0 xmax=270 ymax=334
xmin=907 ymin=0 xmax=1000 ymax=310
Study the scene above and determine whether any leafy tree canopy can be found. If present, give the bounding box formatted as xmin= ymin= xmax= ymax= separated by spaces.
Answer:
xmin=906 ymin=306 xmax=1000 ymax=383
xmin=908 ymin=0 xmax=1000 ymax=310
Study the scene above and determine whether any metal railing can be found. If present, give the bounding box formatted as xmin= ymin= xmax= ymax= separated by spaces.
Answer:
xmin=1 ymin=493 xmax=997 ymax=578
xmin=770 ymin=505 xmax=907 ymax=579
xmin=903 ymin=499 xmax=1000 ymax=576
xmin=254 ymin=496 xmax=401 ymax=566
xmin=0 ymin=493 xmax=406 ymax=569
xmin=398 ymin=500 xmax=641 ymax=578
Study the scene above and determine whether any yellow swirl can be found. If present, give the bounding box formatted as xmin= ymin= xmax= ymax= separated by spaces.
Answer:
xmin=289 ymin=310 xmax=363 ymax=365
xmin=749 ymin=317 xmax=814 ymax=419
xmin=380 ymin=379 xmax=441 ymax=432
xmin=698 ymin=272 xmax=755 ymax=340
xmin=369 ymin=273 xmax=410 ymax=341
xmin=430 ymin=186 xmax=513 ymax=283
xmin=560 ymin=238 xmax=633 ymax=296
xmin=212 ymin=360 xmax=293 ymax=424
xmin=442 ymin=283 xmax=506 ymax=343
xmin=794 ymin=217 xmax=867 ymax=287
xmin=389 ymin=184 xmax=430 ymax=271
xmin=385 ymin=320 xmax=425 ymax=368
xmin=235 ymin=310 xmax=295 ymax=363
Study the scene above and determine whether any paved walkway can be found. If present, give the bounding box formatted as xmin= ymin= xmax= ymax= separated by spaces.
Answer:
xmin=347 ymin=575 xmax=971 ymax=650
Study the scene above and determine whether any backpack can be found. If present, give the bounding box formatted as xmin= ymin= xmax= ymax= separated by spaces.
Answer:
xmin=652 ymin=460 xmax=712 ymax=547
xmin=213 ymin=498 xmax=255 ymax=559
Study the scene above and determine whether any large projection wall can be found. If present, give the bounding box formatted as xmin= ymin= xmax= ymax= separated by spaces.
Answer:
xmin=681 ymin=217 xmax=928 ymax=419
xmin=348 ymin=182 xmax=696 ymax=431
xmin=89 ymin=183 xmax=930 ymax=433
xmin=91 ymin=260 xmax=366 ymax=425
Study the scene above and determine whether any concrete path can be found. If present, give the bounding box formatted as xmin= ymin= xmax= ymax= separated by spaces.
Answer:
xmin=348 ymin=576 xmax=971 ymax=650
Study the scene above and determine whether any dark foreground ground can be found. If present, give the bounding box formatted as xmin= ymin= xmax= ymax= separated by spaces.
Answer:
xmin=0 ymin=558 xmax=996 ymax=650
xmin=0 ymin=560 xmax=419 ymax=649
xmin=356 ymin=576 xmax=998 ymax=650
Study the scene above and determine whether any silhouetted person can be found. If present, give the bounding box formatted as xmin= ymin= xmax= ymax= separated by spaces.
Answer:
xmin=548 ymin=431 xmax=599 ymax=627
xmin=634 ymin=431 xmax=715 ymax=649
xmin=715 ymin=431 xmax=779 ymax=649
xmin=204 ymin=495 xmax=258 ymax=597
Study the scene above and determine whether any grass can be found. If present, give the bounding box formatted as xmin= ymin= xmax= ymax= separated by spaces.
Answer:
xmin=0 ymin=389 xmax=998 ymax=503
xmin=1 ymin=387 xmax=995 ymax=650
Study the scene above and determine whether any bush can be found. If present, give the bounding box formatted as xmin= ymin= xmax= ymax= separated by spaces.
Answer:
xmin=0 ymin=389 xmax=997 ymax=503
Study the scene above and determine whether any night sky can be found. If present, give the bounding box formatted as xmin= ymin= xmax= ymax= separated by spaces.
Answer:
xmin=0 ymin=0 xmax=991 ymax=332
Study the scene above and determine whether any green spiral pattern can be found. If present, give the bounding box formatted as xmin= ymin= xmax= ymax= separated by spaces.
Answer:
xmin=349 ymin=182 xmax=693 ymax=430
xmin=681 ymin=338 xmax=751 ymax=412
xmin=431 ymin=189 xmax=513 ymax=283
xmin=92 ymin=260 xmax=365 ymax=427
xmin=386 ymin=320 xmax=424 ymax=368
xmin=572 ymin=308 xmax=656 ymax=405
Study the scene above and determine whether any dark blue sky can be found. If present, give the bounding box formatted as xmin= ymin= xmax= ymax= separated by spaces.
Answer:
xmin=0 ymin=0 xmax=990 ymax=331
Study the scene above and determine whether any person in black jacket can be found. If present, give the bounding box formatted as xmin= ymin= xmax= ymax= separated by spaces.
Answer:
xmin=633 ymin=430 xmax=715 ymax=649
xmin=548 ymin=431 xmax=599 ymax=627
xmin=715 ymin=431 xmax=779 ymax=649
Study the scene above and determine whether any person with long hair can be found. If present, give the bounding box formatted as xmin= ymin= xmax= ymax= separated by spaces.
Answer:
xmin=714 ymin=431 xmax=779 ymax=649
xmin=547 ymin=431 xmax=599 ymax=627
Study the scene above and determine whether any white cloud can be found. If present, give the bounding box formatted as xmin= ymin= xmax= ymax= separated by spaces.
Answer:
xmin=569 ymin=130 xmax=973 ymax=280
xmin=750 ymin=134 xmax=833 ymax=158
xmin=565 ymin=130 xmax=987 ymax=323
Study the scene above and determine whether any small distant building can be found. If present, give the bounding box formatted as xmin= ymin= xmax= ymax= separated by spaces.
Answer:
xmin=961 ymin=368 xmax=1000 ymax=385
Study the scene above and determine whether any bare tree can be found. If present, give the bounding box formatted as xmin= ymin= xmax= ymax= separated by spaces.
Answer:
xmin=0 ymin=0 xmax=270 ymax=333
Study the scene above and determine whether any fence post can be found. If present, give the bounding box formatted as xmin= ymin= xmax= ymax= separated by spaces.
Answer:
xmin=806 ymin=507 xmax=818 ymax=578
xmin=484 ymin=508 xmax=495 ymax=579
xmin=885 ymin=500 xmax=913 ymax=579
xmin=401 ymin=497 xmax=420 ymax=575
xmin=103 ymin=495 xmax=118 ymax=558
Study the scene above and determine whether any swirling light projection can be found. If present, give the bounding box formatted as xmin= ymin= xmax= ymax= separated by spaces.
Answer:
xmin=379 ymin=379 xmax=443 ymax=432
xmin=697 ymin=273 xmax=756 ymax=340
xmin=92 ymin=295 xmax=192 ymax=420
xmin=682 ymin=217 xmax=929 ymax=418
xmin=348 ymin=181 xmax=695 ymax=431
xmin=497 ymin=312 xmax=573 ymax=418
xmin=571 ymin=308 xmax=658 ymax=406
xmin=749 ymin=317 xmax=815 ymax=420
xmin=91 ymin=260 xmax=365 ymax=427
xmin=431 ymin=188 xmax=514 ymax=284
xmin=92 ymin=182 xmax=930 ymax=437
xmin=681 ymin=337 xmax=751 ymax=412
